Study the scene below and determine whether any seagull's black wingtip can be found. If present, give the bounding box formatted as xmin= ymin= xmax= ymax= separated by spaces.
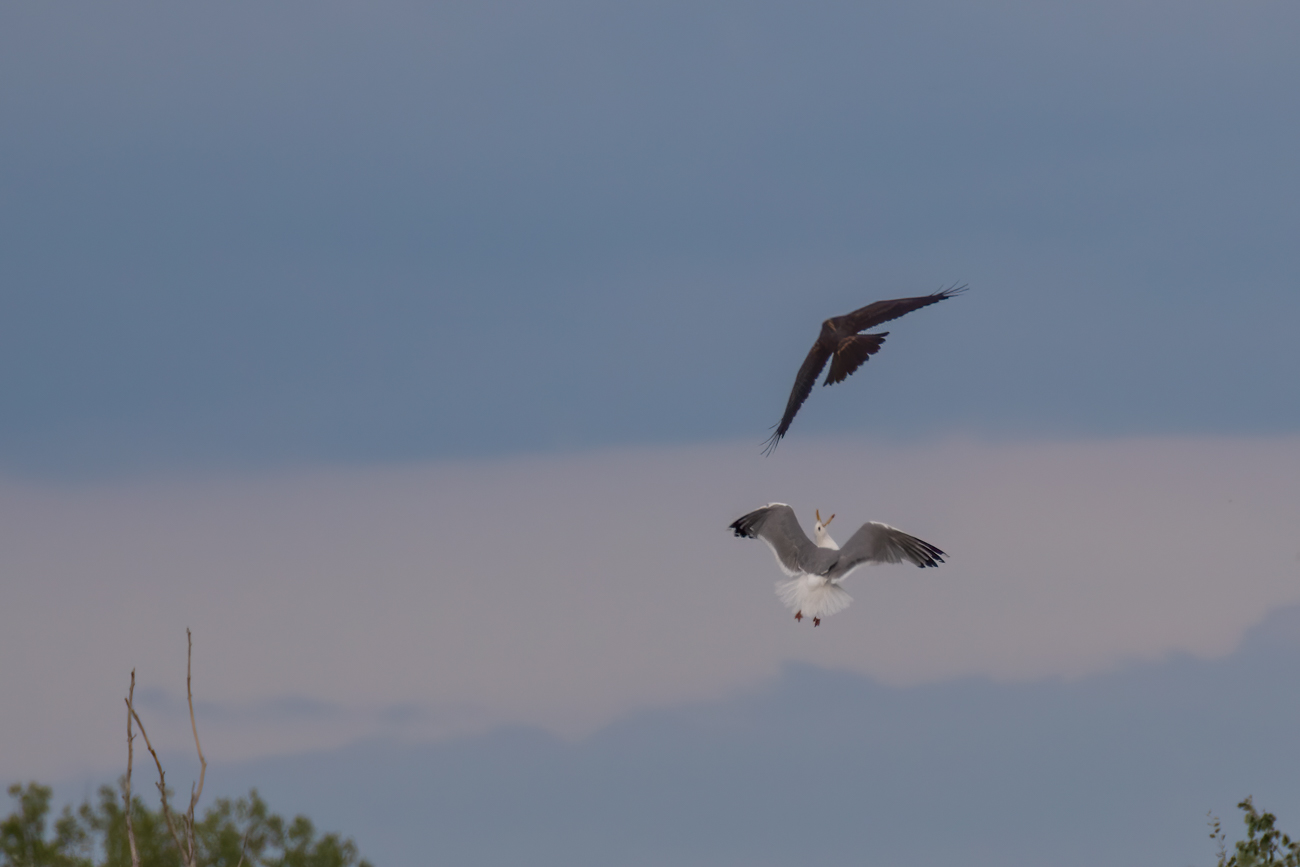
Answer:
xmin=729 ymin=515 xmax=758 ymax=538
xmin=936 ymin=282 xmax=970 ymax=299
xmin=917 ymin=544 xmax=947 ymax=567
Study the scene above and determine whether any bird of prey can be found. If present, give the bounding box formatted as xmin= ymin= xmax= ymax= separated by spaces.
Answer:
xmin=729 ymin=503 xmax=946 ymax=625
xmin=762 ymin=285 xmax=967 ymax=455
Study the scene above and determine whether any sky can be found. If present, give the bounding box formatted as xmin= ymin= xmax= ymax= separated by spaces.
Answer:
xmin=196 ymin=607 xmax=1300 ymax=867
xmin=2 ymin=1 xmax=1299 ymax=864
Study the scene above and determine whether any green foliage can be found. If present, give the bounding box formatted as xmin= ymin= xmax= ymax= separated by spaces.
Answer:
xmin=1212 ymin=798 xmax=1300 ymax=867
xmin=1 ymin=784 xmax=90 ymax=867
xmin=1 ymin=783 xmax=371 ymax=867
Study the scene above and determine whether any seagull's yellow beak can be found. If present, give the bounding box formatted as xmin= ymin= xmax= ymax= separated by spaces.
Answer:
xmin=816 ymin=509 xmax=834 ymax=527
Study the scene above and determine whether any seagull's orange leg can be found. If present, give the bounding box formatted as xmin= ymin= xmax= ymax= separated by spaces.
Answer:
xmin=813 ymin=617 xmax=821 ymax=627
xmin=794 ymin=611 xmax=803 ymax=622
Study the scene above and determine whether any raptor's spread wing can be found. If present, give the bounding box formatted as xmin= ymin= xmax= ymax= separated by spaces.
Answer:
xmin=841 ymin=284 xmax=966 ymax=333
xmin=824 ymin=333 xmax=887 ymax=385
xmin=762 ymin=340 xmax=833 ymax=455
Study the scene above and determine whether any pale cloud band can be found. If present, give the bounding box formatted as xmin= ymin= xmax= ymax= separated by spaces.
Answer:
xmin=2 ymin=434 xmax=1298 ymax=781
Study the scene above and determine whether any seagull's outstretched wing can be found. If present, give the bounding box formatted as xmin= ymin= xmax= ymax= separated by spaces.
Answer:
xmin=832 ymin=521 xmax=946 ymax=578
xmin=762 ymin=341 xmax=833 ymax=455
xmin=730 ymin=503 xmax=827 ymax=576
xmin=842 ymin=284 xmax=967 ymax=333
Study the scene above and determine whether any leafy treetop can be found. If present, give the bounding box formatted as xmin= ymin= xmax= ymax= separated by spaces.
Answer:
xmin=2 ymin=782 xmax=372 ymax=867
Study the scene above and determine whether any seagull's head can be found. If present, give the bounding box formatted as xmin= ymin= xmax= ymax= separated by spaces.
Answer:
xmin=814 ymin=509 xmax=838 ymax=549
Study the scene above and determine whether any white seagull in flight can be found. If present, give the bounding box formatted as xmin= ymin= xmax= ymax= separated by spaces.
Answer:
xmin=729 ymin=503 xmax=946 ymax=625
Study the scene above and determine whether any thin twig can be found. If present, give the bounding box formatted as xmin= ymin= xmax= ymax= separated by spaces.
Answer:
xmin=123 ymin=631 xmax=207 ymax=867
xmin=128 ymin=701 xmax=188 ymax=859
xmin=184 ymin=628 xmax=206 ymax=864
xmin=123 ymin=670 xmax=141 ymax=867
xmin=234 ymin=823 xmax=253 ymax=867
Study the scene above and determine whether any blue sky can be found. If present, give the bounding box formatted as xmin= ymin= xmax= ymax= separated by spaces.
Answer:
xmin=2 ymin=0 xmax=1298 ymax=475
xmin=3 ymin=2 xmax=1300 ymax=864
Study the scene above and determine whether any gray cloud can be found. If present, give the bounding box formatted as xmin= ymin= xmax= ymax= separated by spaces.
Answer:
xmin=69 ymin=604 xmax=1300 ymax=867
xmin=3 ymin=435 xmax=1298 ymax=781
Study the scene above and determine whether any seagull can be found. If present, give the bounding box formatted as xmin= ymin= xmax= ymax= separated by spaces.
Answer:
xmin=762 ymin=285 xmax=967 ymax=455
xmin=729 ymin=503 xmax=946 ymax=625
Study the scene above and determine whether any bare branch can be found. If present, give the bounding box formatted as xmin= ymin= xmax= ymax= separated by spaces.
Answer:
xmin=122 ymin=630 xmax=208 ymax=867
xmin=123 ymin=670 xmax=141 ymax=867
xmin=234 ymin=823 xmax=253 ymax=867
xmin=128 ymin=700 xmax=188 ymax=858
xmin=184 ymin=628 xmax=206 ymax=862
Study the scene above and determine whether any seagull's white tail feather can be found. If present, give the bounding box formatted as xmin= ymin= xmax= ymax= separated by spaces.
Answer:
xmin=776 ymin=578 xmax=853 ymax=619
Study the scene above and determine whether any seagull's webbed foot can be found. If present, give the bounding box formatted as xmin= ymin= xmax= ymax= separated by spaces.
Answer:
xmin=794 ymin=611 xmax=803 ymax=622
xmin=813 ymin=617 xmax=821 ymax=627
